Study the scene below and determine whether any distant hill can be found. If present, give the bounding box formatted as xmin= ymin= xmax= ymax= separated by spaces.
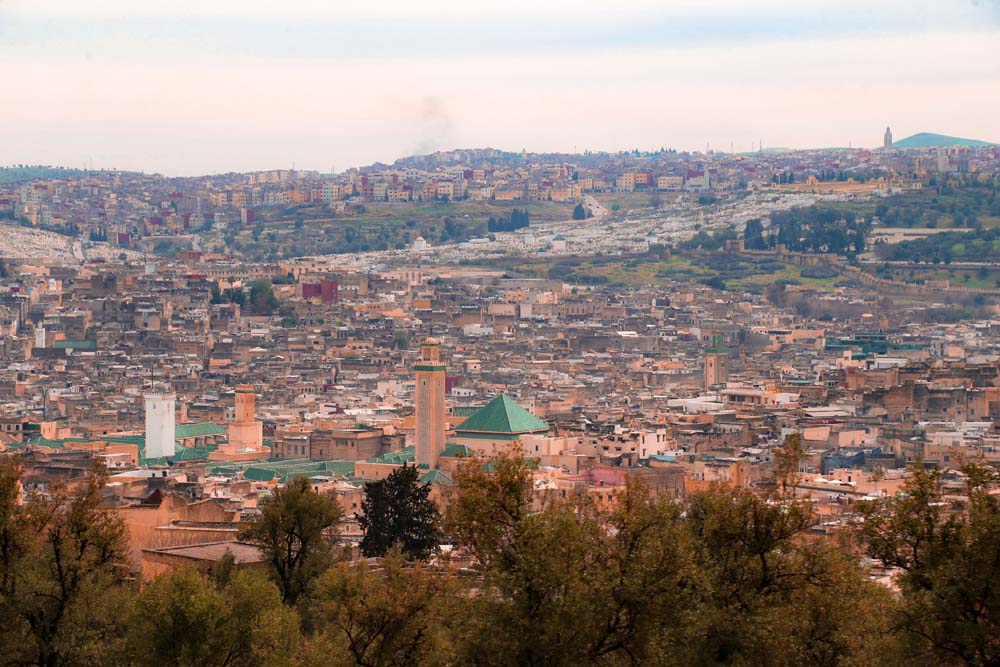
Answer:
xmin=892 ymin=133 xmax=994 ymax=149
xmin=0 ymin=166 xmax=97 ymax=185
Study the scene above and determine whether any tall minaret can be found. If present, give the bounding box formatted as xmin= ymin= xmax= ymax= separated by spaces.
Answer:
xmin=883 ymin=126 xmax=893 ymax=149
xmin=704 ymin=333 xmax=729 ymax=390
xmin=144 ymin=387 xmax=176 ymax=459
xmin=227 ymin=384 xmax=263 ymax=452
xmin=415 ymin=338 xmax=446 ymax=469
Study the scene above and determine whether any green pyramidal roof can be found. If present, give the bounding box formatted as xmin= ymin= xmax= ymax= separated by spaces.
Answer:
xmin=455 ymin=395 xmax=549 ymax=435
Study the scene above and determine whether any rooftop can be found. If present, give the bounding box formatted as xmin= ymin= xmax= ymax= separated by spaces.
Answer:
xmin=455 ymin=394 xmax=549 ymax=435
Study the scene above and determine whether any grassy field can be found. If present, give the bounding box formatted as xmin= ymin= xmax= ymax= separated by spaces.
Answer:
xmin=727 ymin=263 xmax=841 ymax=291
xmin=879 ymin=265 xmax=1000 ymax=291
xmin=591 ymin=192 xmax=664 ymax=214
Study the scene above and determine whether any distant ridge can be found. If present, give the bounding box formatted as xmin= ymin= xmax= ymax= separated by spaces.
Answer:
xmin=892 ymin=132 xmax=994 ymax=149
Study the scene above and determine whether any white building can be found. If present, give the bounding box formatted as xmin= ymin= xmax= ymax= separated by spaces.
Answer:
xmin=144 ymin=391 xmax=176 ymax=459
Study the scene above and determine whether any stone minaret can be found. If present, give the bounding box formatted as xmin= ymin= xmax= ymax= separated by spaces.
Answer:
xmin=415 ymin=338 xmax=446 ymax=469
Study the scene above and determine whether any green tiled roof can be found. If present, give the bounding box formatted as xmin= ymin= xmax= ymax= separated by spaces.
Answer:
xmin=175 ymin=422 xmax=226 ymax=439
xmin=442 ymin=443 xmax=470 ymax=458
xmin=18 ymin=436 xmax=68 ymax=448
xmin=173 ymin=446 xmax=216 ymax=461
xmin=367 ymin=445 xmax=415 ymax=465
xmin=244 ymin=467 xmax=279 ymax=482
xmin=18 ymin=429 xmax=223 ymax=466
xmin=419 ymin=469 xmax=454 ymax=486
xmin=454 ymin=395 xmax=549 ymax=435
xmin=219 ymin=459 xmax=358 ymax=485
xmin=51 ymin=339 xmax=97 ymax=350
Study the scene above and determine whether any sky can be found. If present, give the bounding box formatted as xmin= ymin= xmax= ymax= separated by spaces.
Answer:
xmin=1 ymin=0 xmax=998 ymax=176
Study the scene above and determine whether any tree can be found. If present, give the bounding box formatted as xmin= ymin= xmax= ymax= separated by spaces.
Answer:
xmin=305 ymin=550 xmax=456 ymax=667
xmin=674 ymin=480 xmax=897 ymax=666
xmin=358 ymin=465 xmax=440 ymax=561
xmin=445 ymin=449 xmax=535 ymax=567
xmin=446 ymin=455 xmax=698 ymax=667
xmin=743 ymin=218 xmax=766 ymax=250
xmin=572 ymin=203 xmax=588 ymax=220
xmin=0 ymin=458 xmax=129 ymax=667
xmin=248 ymin=280 xmax=279 ymax=315
xmin=391 ymin=331 xmax=409 ymax=350
xmin=224 ymin=287 xmax=247 ymax=307
xmin=488 ymin=209 xmax=530 ymax=233
xmin=126 ymin=568 xmax=300 ymax=667
xmin=859 ymin=463 xmax=1000 ymax=666
xmin=239 ymin=477 xmax=341 ymax=605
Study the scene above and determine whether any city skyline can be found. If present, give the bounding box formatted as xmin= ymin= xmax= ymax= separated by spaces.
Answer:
xmin=1 ymin=0 xmax=998 ymax=175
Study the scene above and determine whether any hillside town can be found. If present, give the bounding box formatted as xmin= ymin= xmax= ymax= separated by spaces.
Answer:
xmin=4 ymin=142 xmax=997 ymax=257
xmin=5 ymin=0 xmax=1000 ymax=659
xmin=3 ymin=156 xmax=1000 ymax=581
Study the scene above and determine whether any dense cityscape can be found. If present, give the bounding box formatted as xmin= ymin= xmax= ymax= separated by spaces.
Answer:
xmin=3 ymin=0 xmax=1000 ymax=664
xmin=1 ymin=133 xmax=999 ymax=665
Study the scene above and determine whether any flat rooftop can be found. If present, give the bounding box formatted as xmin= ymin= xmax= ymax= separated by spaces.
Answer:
xmin=142 ymin=541 xmax=263 ymax=563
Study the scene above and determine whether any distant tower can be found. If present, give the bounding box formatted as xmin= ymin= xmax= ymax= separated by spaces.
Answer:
xmin=704 ymin=333 xmax=729 ymax=390
xmin=415 ymin=338 xmax=446 ymax=469
xmin=144 ymin=389 xmax=176 ymax=459
xmin=228 ymin=384 xmax=263 ymax=451
xmin=884 ymin=126 xmax=893 ymax=149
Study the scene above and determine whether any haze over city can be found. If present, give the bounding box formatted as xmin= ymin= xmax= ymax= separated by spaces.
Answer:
xmin=2 ymin=0 xmax=999 ymax=175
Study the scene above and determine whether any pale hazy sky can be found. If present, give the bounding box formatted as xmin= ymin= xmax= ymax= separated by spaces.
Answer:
xmin=1 ymin=0 xmax=998 ymax=175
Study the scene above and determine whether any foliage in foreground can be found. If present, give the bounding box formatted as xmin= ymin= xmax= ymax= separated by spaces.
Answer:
xmin=1 ymin=452 xmax=999 ymax=667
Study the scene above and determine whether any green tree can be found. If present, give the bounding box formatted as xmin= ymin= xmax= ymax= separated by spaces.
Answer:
xmin=305 ymin=550 xmax=456 ymax=667
xmin=224 ymin=287 xmax=247 ymax=307
xmin=391 ymin=331 xmax=409 ymax=350
xmin=572 ymin=203 xmax=587 ymax=220
xmin=743 ymin=218 xmax=766 ymax=250
xmin=445 ymin=449 xmax=535 ymax=567
xmin=860 ymin=464 xmax=1000 ymax=666
xmin=0 ymin=458 xmax=129 ymax=667
xmin=358 ymin=465 xmax=440 ymax=561
xmin=679 ymin=486 xmax=845 ymax=664
xmin=446 ymin=455 xmax=692 ymax=666
xmin=248 ymin=280 xmax=279 ymax=315
xmin=240 ymin=477 xmax=342 ymax=605
xmin=126 ymin=568 xmax=299 ymax=667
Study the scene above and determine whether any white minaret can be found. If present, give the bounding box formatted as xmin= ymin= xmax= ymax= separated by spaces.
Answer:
xmin=34 ymin=325 xmax=46 ymax=349
xmin=144 ymin=390 xmax=176 ymax=459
